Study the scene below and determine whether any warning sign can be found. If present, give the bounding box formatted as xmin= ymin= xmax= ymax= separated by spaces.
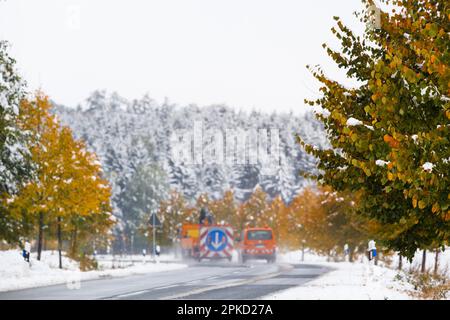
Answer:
xmin=199 ymin=226 xmax=233 ymax=260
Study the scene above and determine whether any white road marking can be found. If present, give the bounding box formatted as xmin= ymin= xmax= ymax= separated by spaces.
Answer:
xmin=113 ymin=290 xmax=149 ymax=298
xmin=109 ymin=284 xmax=181 ymax=299
xmin=153 ymin=284 xmax=179 ymax=290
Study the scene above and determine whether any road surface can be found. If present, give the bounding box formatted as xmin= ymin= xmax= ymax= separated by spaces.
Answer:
xmin=0 ymin=261 xmax=331 ymax=300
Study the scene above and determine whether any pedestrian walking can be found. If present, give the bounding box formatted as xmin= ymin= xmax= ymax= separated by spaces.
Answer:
xmin=23 ymin=240 xmax=31 ymax=263
xmin=367 ymin=240 xmax=377 ymax=261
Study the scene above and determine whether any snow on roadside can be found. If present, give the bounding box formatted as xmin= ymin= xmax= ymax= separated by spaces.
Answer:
xmin=281 ymin=248 xmax=450 ymax=275
xmin=264 ymin=250 xmax=414 ymax=300
xmin=279 ymin=250 xmax=329 ymax=264
xmin=0 ymin=250 xmax=187 ymax=292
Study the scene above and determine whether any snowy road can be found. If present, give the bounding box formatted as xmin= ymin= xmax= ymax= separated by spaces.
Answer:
xmin=0 ymin=262 xmax=331 ymax=300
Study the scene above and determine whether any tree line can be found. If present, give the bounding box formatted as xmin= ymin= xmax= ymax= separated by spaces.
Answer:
xmin=151 ymin=186 xmax=368 ymax=261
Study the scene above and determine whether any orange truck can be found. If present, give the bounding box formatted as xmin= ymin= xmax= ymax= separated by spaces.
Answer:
xmin=180 ymin=223 xmax=234 ymax=261
xmin=238 ymin=227 xmax=276 ymax=263
xmin=180 ymin=224 xmax=201 ymax=259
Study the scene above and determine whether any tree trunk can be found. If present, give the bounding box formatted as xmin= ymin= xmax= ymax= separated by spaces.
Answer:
xmin=349 ymin=247 xmax=354 ymax=262
xmin=69 ymin=230 xmax=75 ymax=255
xmin=71 ymin=227 xmax=78 ymax=257
xmin=434 ymin=249 xmax=439 ymax=275
xmin=421 ymin=249 xmax=426 ymax=273
xmin=57 ymin=216 xmax=62 ymax=269
xmin=398 ymin=255 xmax=403 ymax=271
xmin=37 ymin=212 xmax=44 ymax=261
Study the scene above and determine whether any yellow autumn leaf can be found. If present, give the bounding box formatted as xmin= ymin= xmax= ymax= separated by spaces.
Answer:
xmin=432 ymin=203 xmax=440 ymax=213
xmin=418 ymin=200 xmax=426 ymax=209
xmin=387 ymin=172 xmax=394 ymax=181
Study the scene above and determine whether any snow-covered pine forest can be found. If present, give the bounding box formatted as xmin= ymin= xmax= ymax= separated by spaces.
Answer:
xmin=52 ymin=90 xmax=328 ymax=244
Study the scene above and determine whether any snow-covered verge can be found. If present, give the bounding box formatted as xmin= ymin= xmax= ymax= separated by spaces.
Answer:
xmin=264 ymin=261 xmax=414 ymax=300
xmin=279 ymin=250 xmax=329 ymax=264
xmin=0 ymin=250 xmax=187 ymax=292
xmin=264 ymin=250 xmax=449 ymax=300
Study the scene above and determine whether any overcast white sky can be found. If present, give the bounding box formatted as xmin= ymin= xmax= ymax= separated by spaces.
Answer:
xmin=0 ymin=0 xmax=365 ymax=113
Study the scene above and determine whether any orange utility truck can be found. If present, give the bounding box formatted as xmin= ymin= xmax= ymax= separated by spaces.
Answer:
xmin=180 ymin=223 xmax=201 ymax=259
xmin=180 ymin=223 xmax=234 ymax=261
xmin=239 ymin=227 xmax=276 ymax=263
xmin=179 ymin=208 xmax=212 ymax=259
xmin=179 ymin=208 xmax=234 ymax=261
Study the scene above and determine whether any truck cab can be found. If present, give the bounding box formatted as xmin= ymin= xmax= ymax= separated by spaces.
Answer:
xmin=239 ymin=227 xmax=276 ymax=263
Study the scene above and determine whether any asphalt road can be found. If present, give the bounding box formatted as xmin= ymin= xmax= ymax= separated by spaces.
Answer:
xmin=0 ymin=261 xmax=331 ymax=300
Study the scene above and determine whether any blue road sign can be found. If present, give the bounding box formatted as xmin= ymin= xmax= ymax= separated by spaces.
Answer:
xmin=206 ymin=228 xmax=228 ymax=252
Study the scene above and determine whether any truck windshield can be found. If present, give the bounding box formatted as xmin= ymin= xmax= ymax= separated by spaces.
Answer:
xmin=247 ymin=230 xmax=272 ymax=240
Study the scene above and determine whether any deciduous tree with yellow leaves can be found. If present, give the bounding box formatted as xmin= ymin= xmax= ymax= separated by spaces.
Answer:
xmin=7 ymin=93 xmax=113 ymax=268
xmin=209 ymin=190 xmax=238 ymax=226
xmin=236 ymin=187 xmax=269 ymax=233
xmin=299 ymin=0 xmax=449 ymax=259
xmin=288 ymin=187 xmax=368 ymax=260
xmin=158 ymin=190 xmax=196 ymax=246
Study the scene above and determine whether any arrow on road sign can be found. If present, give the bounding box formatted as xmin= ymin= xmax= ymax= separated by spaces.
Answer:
xmin=211 ymin=232 xmax=224 ymax=249
xmin=206 ymin=229 xmax=227 ymax=252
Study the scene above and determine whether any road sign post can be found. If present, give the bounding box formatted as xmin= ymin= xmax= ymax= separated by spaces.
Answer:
xmin=153 ymin=213 xmax=155 ymax=257
xmin=149 ymin=212 xmax=162 ymax=258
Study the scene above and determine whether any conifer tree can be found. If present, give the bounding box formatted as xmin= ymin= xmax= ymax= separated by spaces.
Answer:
xmin=0 ymin=41 xmax=33 ymax=194
xmin=0 ymin=42 xmax=34 ymax=243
